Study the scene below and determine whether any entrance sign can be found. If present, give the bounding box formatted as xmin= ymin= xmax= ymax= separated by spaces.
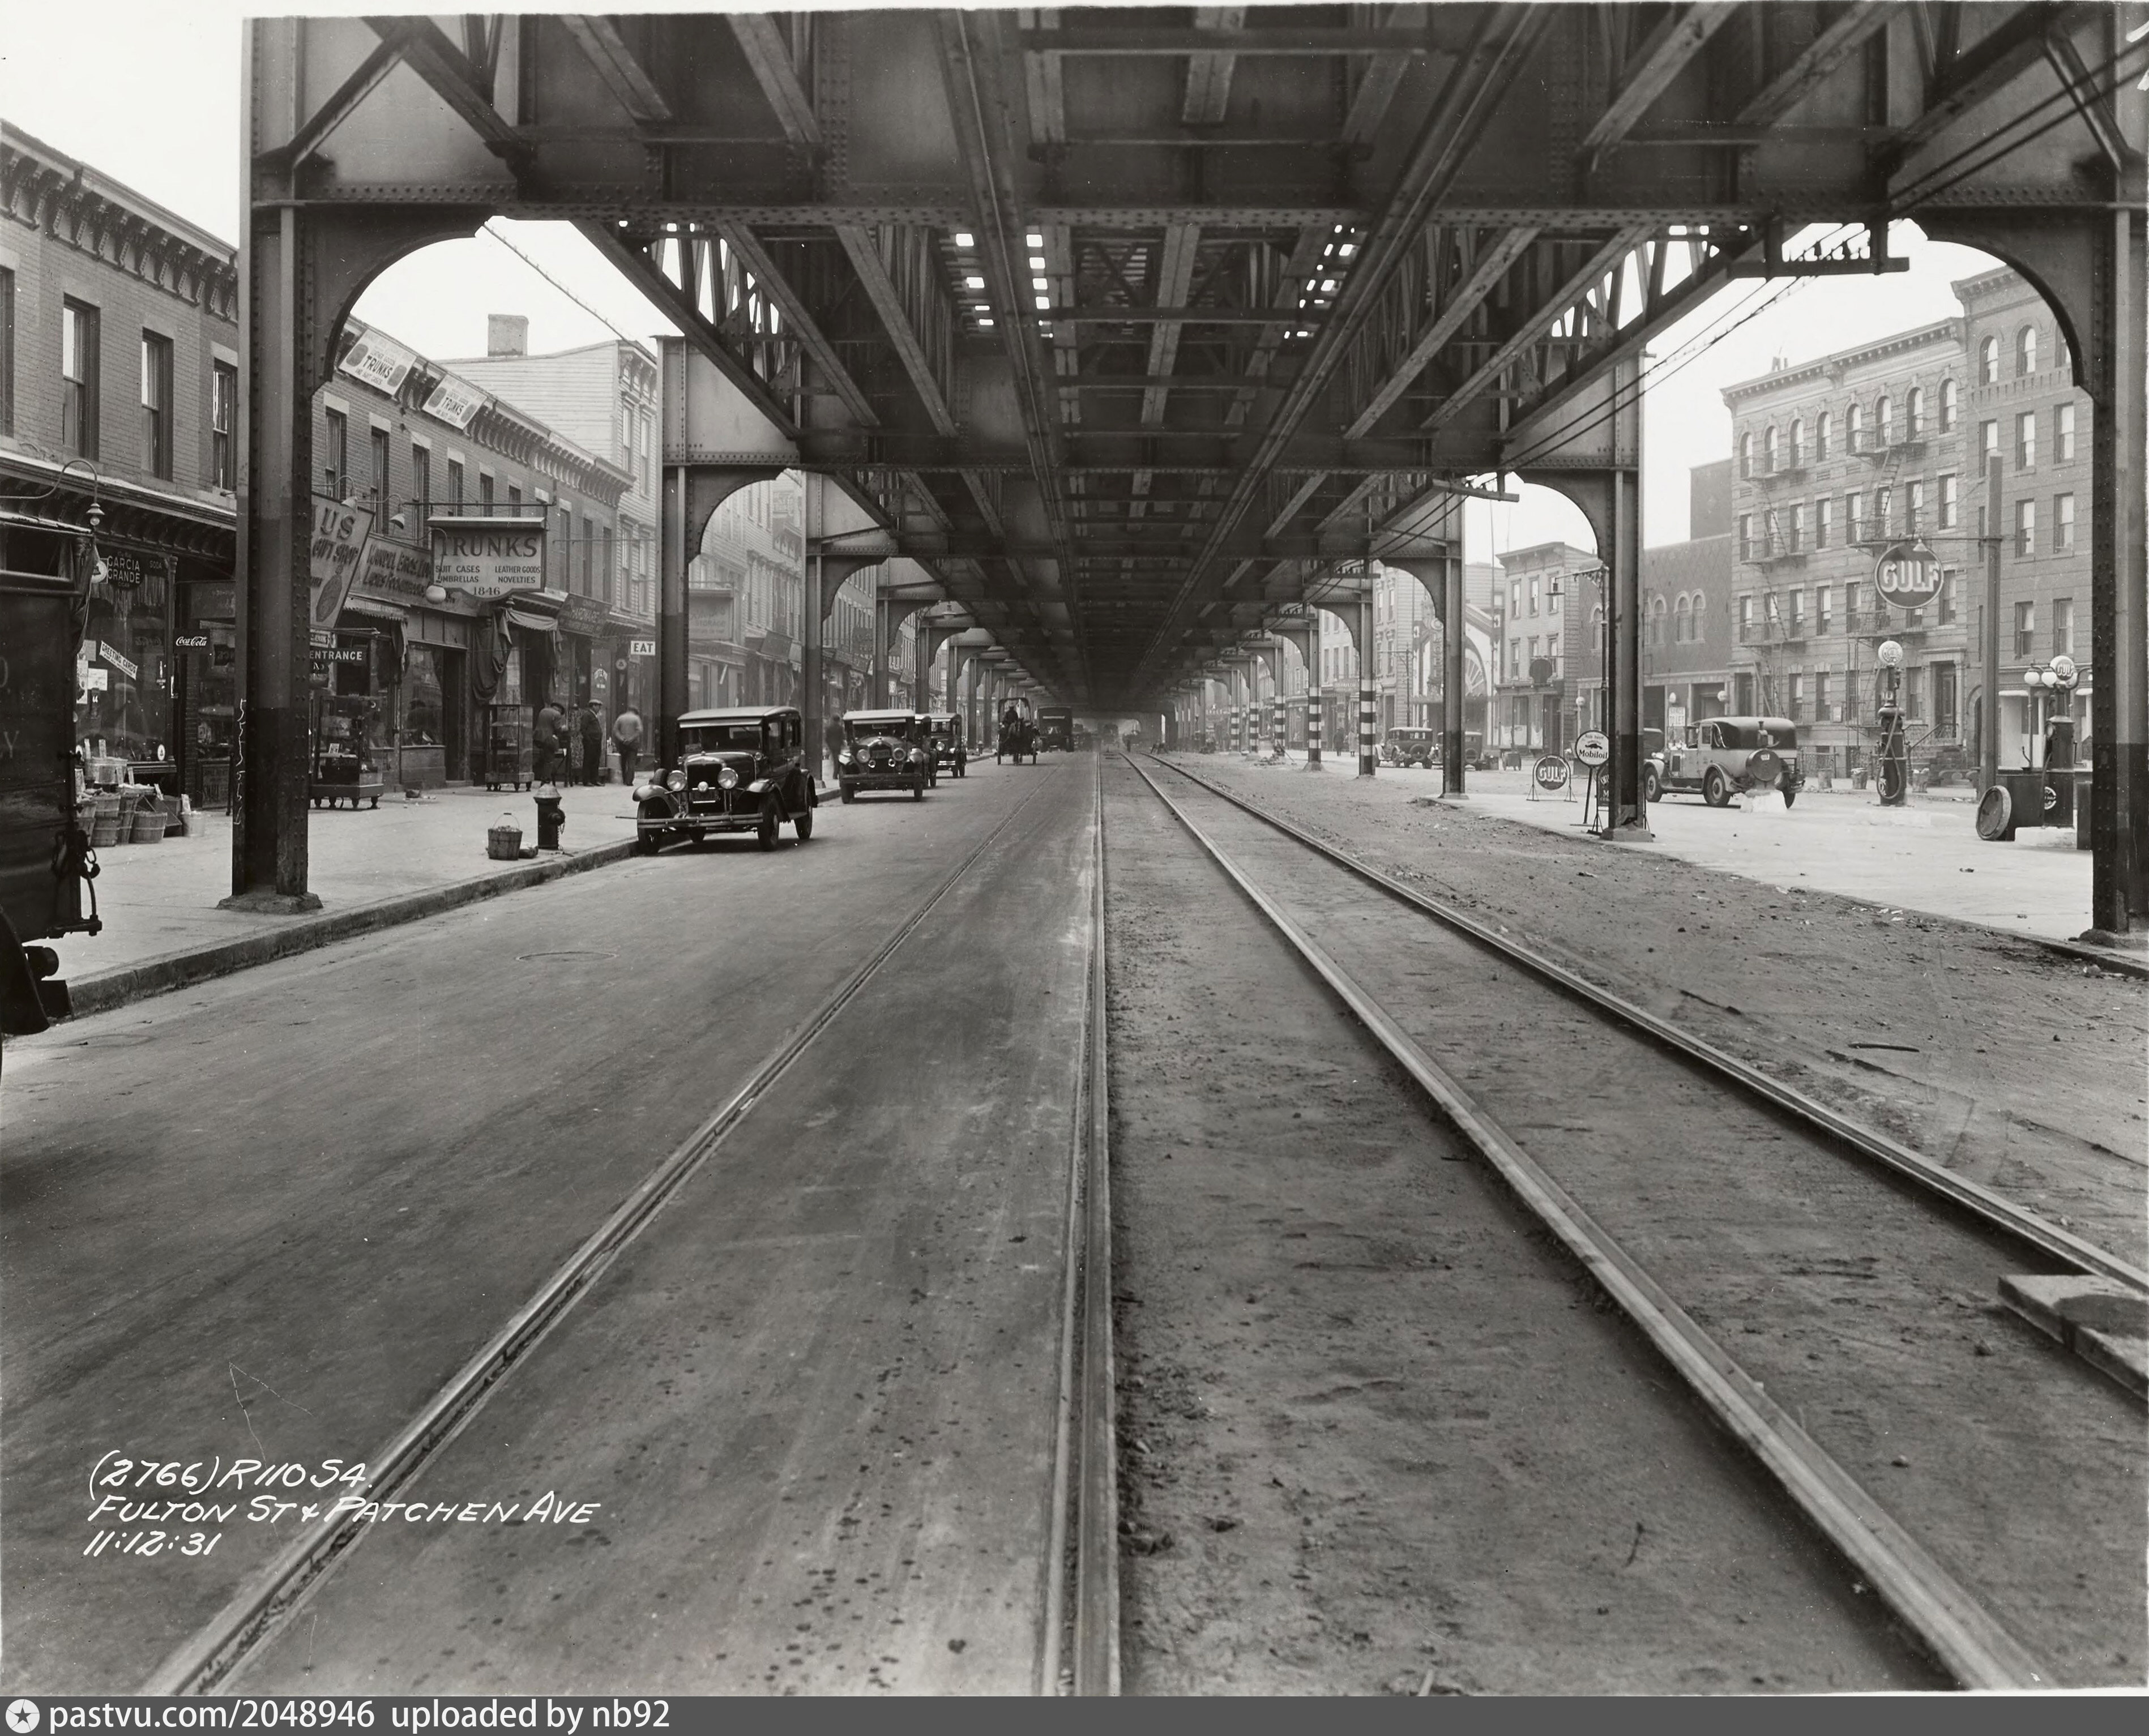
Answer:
xmin=1873 ymin=540 xmax=1942 ymax=609
xmin=431 ymin=518 xmax=546 ymax=600
xmin=1575 ymin=730 xmax=1611 ymax=768
xmin=1534 ymin=754 xmax=1570 ymax=790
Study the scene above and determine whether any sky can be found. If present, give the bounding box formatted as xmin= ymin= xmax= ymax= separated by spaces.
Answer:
xmin=4 ymin=0 xmax=2013 ymax=555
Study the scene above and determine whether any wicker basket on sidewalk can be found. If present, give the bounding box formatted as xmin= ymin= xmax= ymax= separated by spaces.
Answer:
xmin=487 ymin=823 xmax=524 ymax=861
xmin=88 ymin=792 xmax=123 ymax=849
xmin=130 ymin=804 xmax=168 ymax=844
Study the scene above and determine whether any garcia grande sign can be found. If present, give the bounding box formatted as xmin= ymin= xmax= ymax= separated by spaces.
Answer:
xmin=431 ymin=518 xmax=546 ymax=600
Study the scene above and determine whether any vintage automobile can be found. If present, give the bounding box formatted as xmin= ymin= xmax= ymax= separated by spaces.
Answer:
xmin=1037 ymin=706 xmax=1075 ymax=752
xmin=838 ymin=709 xmax=933 ymax=800
xmin=1644 ymin=715 xmax=1805 ymax=807
xmin=631 ymin=705 xmax=817 ymax=852
xmin=924 ymin=712 xmax=968 ymax=778
xmin=1379 ymin=726 xmax=1437 ymax=768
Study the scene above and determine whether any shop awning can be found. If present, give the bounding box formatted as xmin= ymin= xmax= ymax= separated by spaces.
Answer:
xmin=341 ymin=596 xmax=409 ymax=623
xmin=505 ymin=602 xmax=562 ymax=636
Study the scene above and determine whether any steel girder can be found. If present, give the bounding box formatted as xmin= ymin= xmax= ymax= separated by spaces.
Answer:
xmin=238 ymin=5 xmax=2148 ymax=922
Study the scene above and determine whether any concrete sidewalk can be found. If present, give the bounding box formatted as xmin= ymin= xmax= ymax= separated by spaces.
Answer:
xmin=49 ymin=783 xmax=640 ymax=1016
xmin=1189 ymin=748 xmax=2110 ymax=952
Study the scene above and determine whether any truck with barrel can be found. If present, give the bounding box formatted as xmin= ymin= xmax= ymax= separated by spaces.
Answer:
xmin=2 ymin=561 xmax=102 ymax=1040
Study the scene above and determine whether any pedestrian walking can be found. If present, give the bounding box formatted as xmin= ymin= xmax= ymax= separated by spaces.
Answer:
xmin=533 ymin=696 xmax=566 ymax=786
xmin=579 ymin=701 xmax=605 ymax=785
xmin=612 ymin=704 xmax=644 ymax=786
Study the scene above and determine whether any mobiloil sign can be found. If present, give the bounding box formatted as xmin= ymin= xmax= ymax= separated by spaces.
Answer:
xmin=431 ymin=516 xmax=547 ymax=600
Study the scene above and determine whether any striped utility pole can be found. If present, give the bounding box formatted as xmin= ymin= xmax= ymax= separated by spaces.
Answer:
xmin=1305 ymin=612 xmax=1323 ymax=769
xmin=1357 ymin=581 xmax=1378 ymax=777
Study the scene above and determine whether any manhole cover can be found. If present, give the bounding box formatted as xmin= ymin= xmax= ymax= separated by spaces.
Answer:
xmin=515 ymin=950 xmax=618 ymax=962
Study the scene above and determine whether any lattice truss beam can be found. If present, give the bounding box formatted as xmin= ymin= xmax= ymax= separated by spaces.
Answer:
xmin=250 ymin=2 xmax=2144 ymax=705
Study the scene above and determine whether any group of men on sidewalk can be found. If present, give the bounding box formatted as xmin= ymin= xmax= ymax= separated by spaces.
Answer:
xmin=532 ymin=699 xmax=644 ymax=788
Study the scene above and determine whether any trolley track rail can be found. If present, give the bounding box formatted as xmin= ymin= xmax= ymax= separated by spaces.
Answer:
xmin=140 ymin=769 xmax=1119 ymax=1697
xmin=1120 ymin=752 xmax=2141 ymax=1690
xmin=1142 ymin=755 xmax=2145 ymax=1297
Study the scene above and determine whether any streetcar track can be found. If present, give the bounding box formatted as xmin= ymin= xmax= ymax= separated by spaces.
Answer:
xmin=1142 ymin=754 xmax=2144 ymax=1298
xmin=140 ymin=768 xmax=1113 ymax=1697
xmin=1121 ymin=752 xmax=2056 ymax=1690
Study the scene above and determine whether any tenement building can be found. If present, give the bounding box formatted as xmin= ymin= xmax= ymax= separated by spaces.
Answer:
xmin=314 ymin=318 xmax=634 ymax=788
xmin=1 ymin=122 xmax=240 ymax=807
xmin=1721 ymin=267 xmax=2090 ymax=783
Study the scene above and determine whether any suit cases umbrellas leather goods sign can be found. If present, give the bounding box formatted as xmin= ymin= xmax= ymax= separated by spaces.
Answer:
xmin=430 ymin=518 xmax=548 ymax=600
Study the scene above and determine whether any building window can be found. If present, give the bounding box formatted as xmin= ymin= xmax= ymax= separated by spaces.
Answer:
xmin=140 ymin=332 xmax=174 ymax=478
xmin=1738 ymin=431 xmax=1753 ymax=478
xmin=1938 ymin=377 xmax=1957 ymax=432
xmin=2053 ymin=597 xmax=2074 ymax=657
xmin=1737 ymin=595 xmax=1753 ymax=642
xmin=2014 ymin=498 xmax=2035 ymax=557
xmin=1507 ymin=638 xmax=1520 ymax=680
xmin=211 ymin=361 xmax=237 ymax=490
xmin=1814 ymin=410 xmax=1831 ymax=461
xmin=1875 ymin=395 xmax=1892 ymax=447
xmin=1528 ymin=576 xmax=1540 ymax=615
xmin=0 ymin=267 xmax=14 ymax=436
xmin=1674 ymin=595 xmax=1691 ymax=642
xmin=1906 ymin=385 xmax=1924 ymax=438
xmin=1788 ymin=589 xmax=1805 ymax=634
xmin=370 ymin=425 xmax=390 ymax=507
xmin=1787 ymin=502 xmax=1804 ymax=551
xmin=1737 ymin=514 xmax=1753 ymax=561
xmin=2056 ymin=402 xmax=2075 ymax=462
xmin=1788 ymin=671 xmax=1805 ymax=720
xmin=1847 ymin=401 xmax=1865 ymax=452
xmin=1937 ymin=473 xmax=1957 ymax=531
xmin=61 ymin=299 xmax=100 ymax=459
xmin=1934 ymin=662 xmax=1958 ymax=736
xmin=2015 ymin=411 xmax=2036 ymax=469
xmin=1979 ymin=335 xmax=1999 ymax=384
xmin=2014 ymin=601 xmax=2035 ymax=656
xmin=1938 ymin=571 xmax=1958 ymax=626
xmin=1906 ymin=665 xmax=1925 ymax=720
xmin=1763 ymin=426 xmax=1779 ymax=473
xmin=1980 ymin=419 xmax=1999 ymax=466
xmin=1845 ymin=492 xmax=1862 ymax=543
xmin=600 ymin=523 xmax=614 ymax=604
xmin=1789 ymin=418 xmax=1805 ymax=467
xmin=411 ymin=444 xmax=430 ymax=519
xmin=1874 ymin=485 xmax=1892 ymax=537
xmin=447 ymin=457 xmax=465 ymax=504
xmin=580 ymin=515 xmax=595 ymax=593
xmin=478 ymin=471 xmax=495 ymax=508
xmin=2054 ymin=492 xmax=2074 ymax=552
xmin=2016 ymin=324 xmax=2037 ymax=377
xmin=1905 ymin=478 xmax=1924 ymax=533
xmin=1508 ymin=579 xmax=1520 ymax=617
xmin=556 ymin=504 xmax=574 ymax=588
xmin=1814 ymin=497 xmax=1831 ymax=549
xmin=323 ymin=408 xmax=348 ymax=498
xmin=1815 ymin=668 xmax=1832 ymax=722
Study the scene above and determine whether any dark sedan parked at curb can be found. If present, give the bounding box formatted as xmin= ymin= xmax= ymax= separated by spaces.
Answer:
xmin=1644 ymin=716 xmax=1806 ymax=807
xmin=632 ymin=705 xmax=817 ymax=852
xmin=838 ymin=710 xmax=933 ymax=801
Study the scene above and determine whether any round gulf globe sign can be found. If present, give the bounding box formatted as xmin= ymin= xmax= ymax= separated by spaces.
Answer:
xmin=1873 ymin=540 xmax=1942 ymax=610
xmin=1535 ymin=754 xmax=1570 ymax=790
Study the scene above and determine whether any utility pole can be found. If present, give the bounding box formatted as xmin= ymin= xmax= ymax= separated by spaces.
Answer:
xmin=1980 ymin=452 xmax=2003 ymax=792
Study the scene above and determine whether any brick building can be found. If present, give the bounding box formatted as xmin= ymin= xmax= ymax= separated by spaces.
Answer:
xmin=315 ymin=317 xmax=634 ymax=787
xmin=1 ymin=122 xmax=240 ymax=805
xmin=1720 ymin=268 xmax=2091 ymax=781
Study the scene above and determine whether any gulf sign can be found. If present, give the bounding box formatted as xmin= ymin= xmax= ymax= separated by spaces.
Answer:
xmin=431 ymin=519 xmax=546 ymax=600
xmin=1873 ymin=541 xmax=1942 ymax=610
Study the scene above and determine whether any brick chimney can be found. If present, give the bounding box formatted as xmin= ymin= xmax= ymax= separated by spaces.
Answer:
xmin=487 ymin=315 xmax=529 ymax=357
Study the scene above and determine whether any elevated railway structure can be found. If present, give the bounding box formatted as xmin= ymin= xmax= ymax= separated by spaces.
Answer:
xmin=233 ymin=5 xmax=2146 ymax=933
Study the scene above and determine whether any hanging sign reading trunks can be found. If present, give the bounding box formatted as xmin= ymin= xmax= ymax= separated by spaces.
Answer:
xmin=430 ymin=516 xmax=548 ymax=600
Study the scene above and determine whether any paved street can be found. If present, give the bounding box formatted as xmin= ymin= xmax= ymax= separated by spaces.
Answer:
xmin=1 ymin=758 xmax=1092 ymax=1694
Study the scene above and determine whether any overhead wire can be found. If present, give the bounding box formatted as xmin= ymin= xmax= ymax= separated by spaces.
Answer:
xmin=479 ymin=221 xmax=652 ymax=348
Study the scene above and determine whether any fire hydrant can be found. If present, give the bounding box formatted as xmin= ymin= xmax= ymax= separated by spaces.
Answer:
xmin=533 ymin=783 xmax=566 ymax=852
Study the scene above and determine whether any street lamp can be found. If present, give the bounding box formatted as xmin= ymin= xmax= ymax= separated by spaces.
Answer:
xmin=2023 ymin=653 xmax=2082 ymax=769
xmin=1874 ymin=638 xmax=1908 ymax=806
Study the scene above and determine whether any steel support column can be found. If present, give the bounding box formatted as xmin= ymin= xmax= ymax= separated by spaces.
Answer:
xmin=1357 ymin=586 xmax=1377 ymax=777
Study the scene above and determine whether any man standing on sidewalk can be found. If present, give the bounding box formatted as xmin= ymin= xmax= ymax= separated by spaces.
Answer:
xmin=612 ymin=704 xmax=644 ymax=787
xmin=579 ymin=701 xmax=605 ymax=785
xmin=533 ymin=695 xmax=565 ymax=786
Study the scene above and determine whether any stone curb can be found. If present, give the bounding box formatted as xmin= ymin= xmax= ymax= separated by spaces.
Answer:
xmin=62 ymin=840 xmax=638 ymax=1021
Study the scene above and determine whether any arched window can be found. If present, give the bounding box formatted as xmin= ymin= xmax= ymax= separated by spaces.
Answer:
xmin=1648 ymin=596 xmax=1669 ymax=647
xmin=2016 ymin=324 xmax=2038 ymax=377
xmin=1763 ymin=426 xmax=1779 ymax=473
xmin=1939 ymin=377 xmax=1958 ymax=433
xmin=1875 ymin=395 xmax=1892 ymax=447
xmin=1675 ymin=595 xmax=1693 ymax=643
xmin=1906 ymin=386 xmax=1924 ymax=438
xmin=1738 ymin=430 xmax=1753 ymax=478
xmin=1979 ymin=335 xmax=1999 ymax=384
xmin=1814 ymin=410 xmax=1831 ymax=461
xmin=1846 ymin=401 xmax=1865 ymax=452
xmin=2055 ymin=329 xmax=2070 ymax=375
xmin=1789 ymin=418 xmax=1805 ymax=468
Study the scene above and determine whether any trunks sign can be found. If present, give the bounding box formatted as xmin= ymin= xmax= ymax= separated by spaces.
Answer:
xmin=431 ymin=519 xmax=547 ymax=600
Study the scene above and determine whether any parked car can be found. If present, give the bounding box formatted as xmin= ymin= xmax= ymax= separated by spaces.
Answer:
xmin=1381 ymin=726 xmax=1437 ymax=768
xmin=633 ymin=705 xmax=817 ymax=852
xmin=924 ymin=712 xmax=967 ymax=778
xmin=1644 ymin=715 xmax=1805 ymax=807
xmin=838 ymin=709 xmax=932 ymax=801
